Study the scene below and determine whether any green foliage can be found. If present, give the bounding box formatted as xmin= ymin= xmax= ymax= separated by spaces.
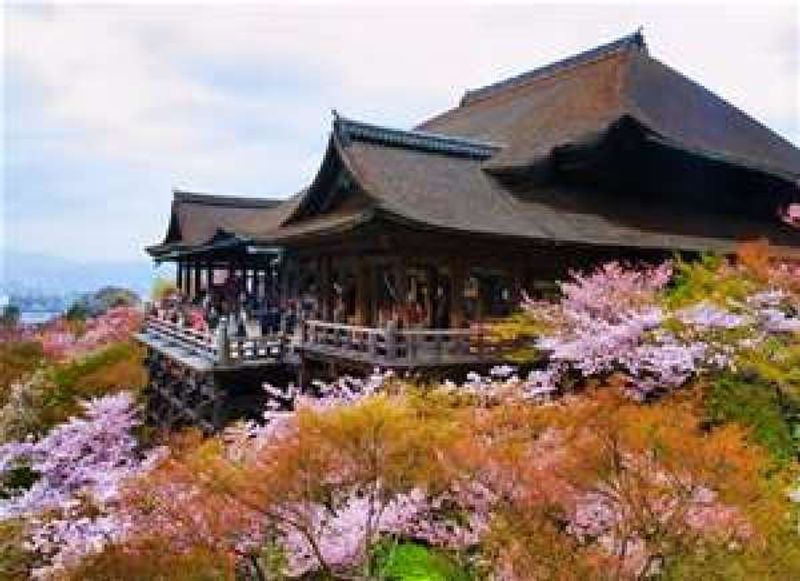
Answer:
xmin=41 ymin=341 xmax=146 ymax=428
xmin=664 ymin=254 xmax=758 ymax=309
xmin=65 ymin=301 xmax=90 ymax=323
xmin=373 ymin=540 xmax=472 ymax=581
xmin=663 ymin=510 xmax=800 ymax=580
xmin=152 ymin=277 xmax=178 ymax=301
xmin=705 ymin=372 xmax=797 ymax=463
xmin=0 ymin=305 xmax=20 ymax=327
xmin=0 ymin=519 xmax=38 ymax=580
xmin=0 ymin=341 xmax=44 ymax=395
xmin=0 ymin=463 xmax=39 ymax=500
xmin=737 ymin=337 xmax=800 ymax=403
xmin=0 ymin=340 xmax=146 ymax=441
xmin=70 ymin=287 xmax=140 ymax=319
xmin=490 ymin=311 xmax=545 ymax=363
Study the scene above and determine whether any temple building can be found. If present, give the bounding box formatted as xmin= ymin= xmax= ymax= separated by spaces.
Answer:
xmin=139 ymin=32 xmax=800 ymax=429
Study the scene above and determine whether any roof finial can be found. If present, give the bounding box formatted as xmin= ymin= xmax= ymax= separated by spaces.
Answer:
xmin=633 ymin=26 xmax=646 ymax=50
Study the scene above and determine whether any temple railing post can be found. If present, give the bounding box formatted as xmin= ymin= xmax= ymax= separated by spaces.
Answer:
xmin=385 ymin=321 xmax=397 ymax=360
xmin=216 ymin=318 xmax=230 ymax=366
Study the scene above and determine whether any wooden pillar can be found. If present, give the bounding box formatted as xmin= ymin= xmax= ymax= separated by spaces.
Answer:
xmin=193 ymin=263 xmax=202 ymax=299
xmin=279 ymin=259 xmax=290 ymax=306
xmin=184 ymin=262 xmax=192 ymax=296
xmin=393 ymin=259 xmax=408 ymax=324
xmin=371 ymin=262 xmax=382 ymax=326
xmin=426 ymin=264 xmax=438 ymax=328
xmin=320 ymin=256 xmax=333 ymax=321
xmin=450 ymin=259 xmax=467 ymax=329
xmin=355 ymin=259 xmax=370 ymax=326
xmin=185 ymin=263 xmax=192 ymax=298
xmin=510 ymin=260 xmax=525 ymax=308
xmin=176 ymin=261 xmax=184 ymax=293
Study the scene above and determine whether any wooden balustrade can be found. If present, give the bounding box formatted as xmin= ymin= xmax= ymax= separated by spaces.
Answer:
xmin=142 ymin=315 xmax=284 ymax=366
xmin=144 ymin=316 xmax=218 ymax=361
xmin=302 ymin=320 xmax=500 ymax=366
xmin=142 ymin=315 xmax=505 ymax=369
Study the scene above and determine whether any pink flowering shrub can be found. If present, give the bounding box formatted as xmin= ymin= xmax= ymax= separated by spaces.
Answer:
xmin=5 ymin=253 xmax=796 ymax=579
xmin=497 ymin=257 xmax=800 ymax=401
xmin=0 ymin=392 xmax=164 ymax=577
xmin=37 ymin=307 xmax=142 ymax=361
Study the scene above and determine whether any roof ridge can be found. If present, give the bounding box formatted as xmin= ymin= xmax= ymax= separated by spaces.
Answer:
xmin=333 ymin=114 xmax=502 ymax=159
xmin=460 ymin=31 xmax=647 ymax=107
xmin=172 ymin=190 xmax=283 ymax=208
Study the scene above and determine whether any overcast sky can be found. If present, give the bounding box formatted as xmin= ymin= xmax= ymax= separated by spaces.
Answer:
xmin=4 ymin=2 xmax=799 ymax=263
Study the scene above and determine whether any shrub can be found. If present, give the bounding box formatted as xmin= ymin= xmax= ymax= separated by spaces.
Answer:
xmin=0 ymin=305 xmax=20 ymax=328
xmin=705 ymin=372 xmax=796 ymax=463
xmin=151 ymin=277 xmax=177 ymax=302
xmin=0 ymin=519 xmax=38 ymax=580
xmin=372 ymin=540 xmax=472 ymax=581
xmin=0 ymin=341 xmax=44 ymax=396
xmin=41 ymin=341 xmax=146 ymax=430
xmin=63 ymin=540 xmax=234 ymax=581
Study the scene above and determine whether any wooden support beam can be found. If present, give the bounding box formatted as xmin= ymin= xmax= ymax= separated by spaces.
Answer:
xmin=371 ymin=262 xmax=382 ymax=326
xmin=320 ymin=256 xmax=333 ymax=321
xmin=183 ymin=263 xmax=192 ymax=297
xmin=176 ymin=261 xmax=184 ymax=293
xmin=450 ymin=259 xmax=467 ymax=328
xmin=426 ymin=264 xmax=438 ymax=328
xmin=355 ymin=259 xmax=370 ymax=326
xmin=193 ymin=263 xmax=202 ymax=299
xmin=510 ymin=260 xmax=526 ymax=307
xmin=392 ymin=258 xmax=408 ymax=325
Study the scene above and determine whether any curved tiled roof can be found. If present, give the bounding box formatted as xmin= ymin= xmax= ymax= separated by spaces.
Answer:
xmin=335 ymin=136 xmax=800 ymax=256
xmin=148 ymin=33 xmax=800 ymax=259
xmin=148 ymin=190 xmax=296 ymax=254
xmin=418 ymin=32 xmax=800 ymax=179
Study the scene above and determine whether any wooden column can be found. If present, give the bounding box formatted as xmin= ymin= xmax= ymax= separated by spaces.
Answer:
xmin=279 ymin=258 xmax=290 ymax=306
xmin=510 ymin=260 xmax=526 ymax=308
xmin=320 ymin=256 xmax=333 ymax=321
xmin=176 ymin=261 xmax=184 ymax=293
xmin=185 ymin=263 xmax=192 ymax=298
xmin=355 ymin=259 xmax=370 ymax=326
xmin=193 ymin=263 xmax=202 ymax=299
xmin=392 ymin=259 xmax=408 ymax=324
xmin=371 ymin=262 xmax=382 ymax=326
xmin=184 ymin=263 xmax=192 ymax=296
xmin=426 ymin=264 xmax=438 ymax=328
xmin=450 ymin=259 xmax=467 ymax=328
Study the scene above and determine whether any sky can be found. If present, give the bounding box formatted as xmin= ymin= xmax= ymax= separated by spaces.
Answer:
xmin=3 ymin=2 xmax=799 ymax=265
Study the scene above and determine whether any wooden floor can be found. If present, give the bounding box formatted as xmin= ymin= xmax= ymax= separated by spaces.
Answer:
xmin=135 ymin=331 xmax=214 ymax=372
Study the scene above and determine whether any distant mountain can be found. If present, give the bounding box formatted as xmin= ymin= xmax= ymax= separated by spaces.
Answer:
xmin=1 ymin=250 xmax=173 ymax=298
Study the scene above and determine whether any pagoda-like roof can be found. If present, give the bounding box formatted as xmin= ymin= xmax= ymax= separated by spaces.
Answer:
xmin=418 ymin=31 xmax=800 ymax=179
xmin=147 ymin=190 xmax=293 ymax=256
xmin=148 ymin=32 xmax=800 ymax=259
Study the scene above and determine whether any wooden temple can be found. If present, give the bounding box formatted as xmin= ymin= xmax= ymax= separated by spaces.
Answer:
xmin=138 ymin=32 xmax=800 ymax=430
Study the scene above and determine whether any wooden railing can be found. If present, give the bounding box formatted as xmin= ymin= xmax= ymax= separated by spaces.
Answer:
xmin=142 ymin=315 xmax=507 ymax=369
xmin=301 ymin=320 xmax=500 ymax=366
xmin=142 ymin=315 xmax=285 ymax=366
xmin=144 ymin=316 xmax=219 ymax=361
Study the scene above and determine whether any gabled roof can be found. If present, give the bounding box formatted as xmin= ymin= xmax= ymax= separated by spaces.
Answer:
xmin=244 ymin=113 xmax=799 ymax=256
xmin=148 ymin=33 xmax=800 ymax=260
xmin=418 ymin=31 xmax=800 ymax=179
xmin=330 ymin=127 xmax=800 ymax=255
xmin=147 ymin=190 xmax=293 ymax=256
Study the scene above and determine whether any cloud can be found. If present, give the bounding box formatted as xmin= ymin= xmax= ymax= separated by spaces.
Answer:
xmin=4 ymin=3 xmax=798 ymax=262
